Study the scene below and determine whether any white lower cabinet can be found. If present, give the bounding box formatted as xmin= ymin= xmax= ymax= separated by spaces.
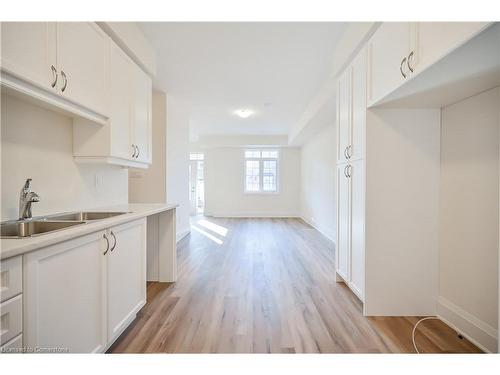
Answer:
xmin=336 ymin=159 xmax=365 ymax=301
xmin=0 ymin=294 xmax=23 ymax=346
xmin=1 ymin=334 xmax=23 ymax=353
xmin=348 ymin=159 xmax=365 ymax=299
xmin=107 ymin=220 xmax=146 ymax=343
xmin=336 ymin=163 xmax=351 ymax=281
xmin=24 ymin=230 xmax=107 ymax=353
xmin=23 ymin=218 xmax=146 ymax=353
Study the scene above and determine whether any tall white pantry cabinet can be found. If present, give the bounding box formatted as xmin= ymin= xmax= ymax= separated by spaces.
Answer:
xmin=336 ymin=48 xmax=366 ymax=302
xmin=336 ymin=36 xmax=441 ymax=317
xmin=335 ymin=22 xmax=499 ymax=320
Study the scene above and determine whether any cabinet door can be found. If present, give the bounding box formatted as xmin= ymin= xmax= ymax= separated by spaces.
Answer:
xmin=56 ymin=22 xmax=109 ymax=116
xmin=349 ymin=159 xmax=365 ymax=300
xmin=132 ymin=65 xmax=153 ymax=163
xmin=351 ymin=48 xmax=367 ymax=161
xmin=336 ymin=164 xmax=350 ymax=281
xmin=414 ymin=22 xmax=489 ymax=73
xmin=337 ymin=68 xmax=351 ymax=163
xmin=368 ymin=23 xmax=410 ymax=105
xmin=23 ymin=231 xmax=107 ymax=353
xmin=107 ymin=219 xmax=146 ymax=343
xmin=1 ymin=22 xmax=57 ymax=90
xmin=109 ymin=41 xmax=134 ymax=160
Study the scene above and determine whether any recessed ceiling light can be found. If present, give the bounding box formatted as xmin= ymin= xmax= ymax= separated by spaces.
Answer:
xmin=234 ymin=109 xmax=254 ymax=118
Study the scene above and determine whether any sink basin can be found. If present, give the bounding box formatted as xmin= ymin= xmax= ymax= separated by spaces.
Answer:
xmin=1 ymin=220 xmax=85 ymax=238
xmin=48 ymin=211 xmax=128 ymax=221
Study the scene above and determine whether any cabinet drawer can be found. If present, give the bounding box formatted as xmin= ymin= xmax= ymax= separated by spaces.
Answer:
xmin=1 ymin=294 xmax=23 ymax=345
xmin=1 ymin=256 xmax=23 ymax=302
xmin=1 ymin=333 xmax=23 ymax=353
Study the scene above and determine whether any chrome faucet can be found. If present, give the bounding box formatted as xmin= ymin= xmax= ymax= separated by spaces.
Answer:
xmin=19 ymin=178 xmax=40 ymax=220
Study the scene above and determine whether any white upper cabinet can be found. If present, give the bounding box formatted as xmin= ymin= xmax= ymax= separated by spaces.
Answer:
xmin=337 ymin=68 xmax=351 ymax=164
xmin=367 ymin=22 xmax=493 ymax=106
xmin=1 ymin=22 xmax=109 ymax=118
xmin=350 ymin=48 xmax=367 ymax=161
xmin=73 ymin=38 xmax=153 ymax=168
xmin=109 ymin=41 xmax=134 ymax=160
xmin=414 ymin=22 xmax=489 ymax=74
xmin=132 ymin=65 xmax=153 ymax=164
xmin=1 ymin=22 xmax=57 ymax=90
xmin=336 ymin=47 xmax=367 ymax=164
xmin=56 ymin=23 xmax=109 ymax=117
xmin=368 ymin=22 xmax=411 ymax=106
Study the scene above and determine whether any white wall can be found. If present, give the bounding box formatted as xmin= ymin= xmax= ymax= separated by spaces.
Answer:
xmin=166 ymin=94 xmax=191 ymax=239
xmin=129 ymin=91 xmax=167 ymax=203
xmin=1 ymin=95 xmax=128 ymax=221
xmin=97 ymin=22 xmax=156 ymax=76
xmin=300 ymin=125 xmax=336 ymax=241
xmin=364 ymin=108 xmax=441 ymax=316
xmin=204 ymin=146 xmax=301 ymax=217
xmin=128 ymin=91 xmax=190 ymax=241
xmin=438 ymin=86 xmax=499 ymax=352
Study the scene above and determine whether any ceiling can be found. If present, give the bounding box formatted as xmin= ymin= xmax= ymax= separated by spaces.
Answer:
xmin=138 ymin=22 xmax=347 ymax=140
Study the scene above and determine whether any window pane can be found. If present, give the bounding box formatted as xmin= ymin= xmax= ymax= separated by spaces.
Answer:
xmin=245 ymin=160 xmax=260 ymax=191
xmin=245 ymin=150 xmax=261 ymax=159
xmin=263 ymin=160 xmax=277 ymax=191
xmin=190 ymin=153 xmax=204 ymax=161
xmin=261 ymin=150 xmax=278 ymax=158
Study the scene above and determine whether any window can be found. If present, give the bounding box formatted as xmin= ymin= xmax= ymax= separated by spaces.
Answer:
xmin=190 ymin=152 xmax=204 ymax=161
xmin=244 ymin=149 xmax=279 ymax=193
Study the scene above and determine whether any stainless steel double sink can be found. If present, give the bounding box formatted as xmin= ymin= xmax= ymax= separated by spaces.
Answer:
xmin=1 ymin=212 xmax=128 ymax=238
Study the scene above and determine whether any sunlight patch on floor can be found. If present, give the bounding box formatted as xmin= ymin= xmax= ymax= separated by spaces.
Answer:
xmin=197 ymin=219 xmax=228 ymax=237
xmin=192 ymin=225 xmax=224 ymax=245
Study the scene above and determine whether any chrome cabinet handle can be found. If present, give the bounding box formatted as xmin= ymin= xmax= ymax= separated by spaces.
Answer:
xmin=344 ymin=165 xmax=349 ymax=178
xmin=61 ymin=70 xmax=68 ymax=92
xmin=110 ymin=231 xmax=117 ymax=253
xmin=347 ymin=165 xmax=352 ymax=178
xmin=136 ymin=146 xmax=140 ymax=158
xmin=407 ymin=51 xmax=414 ymax=73
xmin=132 ymin=144 xmax=137 ymax=158
xmin=343 ymin=146 xmax=348 ymax=160
xmin=347 ymin=145 xmax=352 ymax=159
xmin=400 ymin=57 xmax=407 ymax=78
xmin=50 ymin=65 xmax=58 ymax=88
xmin=103 ymin=233 xmax=110 ymax=255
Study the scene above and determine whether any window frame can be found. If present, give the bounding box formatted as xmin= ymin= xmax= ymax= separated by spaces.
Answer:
xmin=243 ymin=149 xmax=280 ymax=194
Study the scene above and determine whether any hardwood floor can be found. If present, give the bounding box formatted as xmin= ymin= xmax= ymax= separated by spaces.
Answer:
xmin=108 ymin=217 xmax=481 ymax=354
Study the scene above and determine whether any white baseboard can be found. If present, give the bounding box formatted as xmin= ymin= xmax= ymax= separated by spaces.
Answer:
xmin=206 ymin=212 xmax=300 ymax=218
xmin=437 ymin=296 xmax=498 ymax=353
xmin=300 ymin=216 xmax=335 ymax=243
xmin=176 ymin=227 xmax=190 ymax=243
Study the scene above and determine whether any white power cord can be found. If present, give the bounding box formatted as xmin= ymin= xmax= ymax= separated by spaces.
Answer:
xmin=412 ymin=316 xmax=442 ymax=353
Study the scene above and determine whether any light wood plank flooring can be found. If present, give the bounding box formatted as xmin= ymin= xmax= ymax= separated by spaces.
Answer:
xmin=108 ymin=217 xmax=481 ymax=353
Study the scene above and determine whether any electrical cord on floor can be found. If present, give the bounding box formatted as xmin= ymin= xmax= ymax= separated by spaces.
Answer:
xmin=412 ymin=316 xmax=442 ymax=353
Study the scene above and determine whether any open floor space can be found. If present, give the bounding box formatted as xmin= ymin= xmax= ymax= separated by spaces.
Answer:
xmin=109 ymin=217 xmax=480 ymax=353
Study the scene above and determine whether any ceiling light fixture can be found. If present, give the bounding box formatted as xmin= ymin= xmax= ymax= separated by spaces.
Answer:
xmin=234 ymin=109 xmax=254 ymax=118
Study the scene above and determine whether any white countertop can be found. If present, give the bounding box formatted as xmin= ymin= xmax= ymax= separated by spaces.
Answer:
xmin=0 ymin=203 xmax=178 ymax=260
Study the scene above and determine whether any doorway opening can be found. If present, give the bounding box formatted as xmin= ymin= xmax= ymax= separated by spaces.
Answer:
xmin=189 ymin=152 xmax=205 ymax=215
